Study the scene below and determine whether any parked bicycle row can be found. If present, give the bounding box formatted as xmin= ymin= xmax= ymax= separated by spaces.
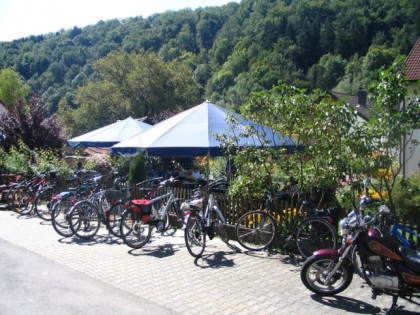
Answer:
xmin=2 ymin=172 xmax=419 ymax=313
xmin=3 ymin=171 xmax=343 ymax=260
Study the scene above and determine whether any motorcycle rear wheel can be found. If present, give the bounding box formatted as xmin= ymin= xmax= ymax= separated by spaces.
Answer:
xmin=301 ymin=255 xmax=353 ymax=296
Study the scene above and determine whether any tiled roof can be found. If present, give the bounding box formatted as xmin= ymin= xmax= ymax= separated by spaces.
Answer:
xmin=329 ymin=90 xmax=371 ymax=121
xmin=406 ymin=38 xmax=420 ymax=81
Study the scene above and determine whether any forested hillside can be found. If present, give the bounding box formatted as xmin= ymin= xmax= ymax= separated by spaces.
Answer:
xmin=0 ymin=0 xmax=419 ymax=127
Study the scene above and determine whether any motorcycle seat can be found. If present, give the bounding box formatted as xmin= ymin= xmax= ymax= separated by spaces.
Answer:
xmin=399 ymin=246 xmax=420 ymax=274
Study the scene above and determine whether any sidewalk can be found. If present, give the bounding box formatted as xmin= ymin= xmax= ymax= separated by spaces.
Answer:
xmin=0 ymin=209 xmax=418 ymax=314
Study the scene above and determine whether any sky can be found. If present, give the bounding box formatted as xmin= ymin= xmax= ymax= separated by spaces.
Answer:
xmin=0 ymin=0 xmax=239 ymax=42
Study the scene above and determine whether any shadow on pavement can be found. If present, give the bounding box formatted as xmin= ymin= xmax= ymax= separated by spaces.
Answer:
xmin=194 ymin=251 xmax=235 ymax=269
xmin=128 ymin=243 xmax=180 ymax=258
xmin=313 ymin=294 xmax=420 ymax=314
xmin=311 ymin=295 xmax=382 ymax=314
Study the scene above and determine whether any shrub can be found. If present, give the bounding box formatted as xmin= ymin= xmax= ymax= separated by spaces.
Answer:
xmin=0 ymin=140 xmax=31 ymax=174
xmin=128 ymin=153 xmax=146 ymax=184
xmin=392 ymin=173 xmax=420 ymax=221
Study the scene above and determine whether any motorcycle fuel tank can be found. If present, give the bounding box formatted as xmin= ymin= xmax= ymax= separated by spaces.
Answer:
xmin=367 ymin=227 xmax=401 ymax=261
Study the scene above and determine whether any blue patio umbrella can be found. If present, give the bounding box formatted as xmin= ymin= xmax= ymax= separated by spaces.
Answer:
xmin=67 ymin=117 xmax=152 ymax=147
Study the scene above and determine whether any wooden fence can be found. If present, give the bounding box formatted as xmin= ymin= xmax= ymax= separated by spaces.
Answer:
xmin=131 ymin=184 xmax=420 ymax=247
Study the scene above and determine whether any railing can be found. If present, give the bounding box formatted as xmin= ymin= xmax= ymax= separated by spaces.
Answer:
xmin=397 ymin=219 xmax=420 ymax=248
xmin=131 ymin=184 xmax=308 ymax=225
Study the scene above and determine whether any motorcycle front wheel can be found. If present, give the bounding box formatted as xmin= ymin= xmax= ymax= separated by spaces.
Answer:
xmin=300 ymin=255 xmax=353 ymax=296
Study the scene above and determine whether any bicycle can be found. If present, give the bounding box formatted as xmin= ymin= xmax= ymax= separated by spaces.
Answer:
xmin=33 ymin=171 xmax=74 ymax=221
xmin=119 ymin=178 xmax=184 ymax=249
xmin=235 ymin=192 xmax=338 ymax=259
xmin=8 ymin=172 xmax=53 ymax=216
xmin=67 ymin=172 xmax=134 ymax=240
xmin=51 ymin=176 xmax=105 ymax=238
xmin=184 ymin=179 xmax=230 ymax=258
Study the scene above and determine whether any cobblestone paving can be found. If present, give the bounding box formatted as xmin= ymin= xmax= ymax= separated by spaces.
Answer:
xmin=0 ymin=210 xmax=418 ymax=314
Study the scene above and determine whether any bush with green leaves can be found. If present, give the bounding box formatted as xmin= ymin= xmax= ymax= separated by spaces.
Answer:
xmin=84 ymin=153 xmax=112 ymax=174
xmin=392 ymin=173 xmax=420 ymax=222
xmin=0 ymin=140 xmax=31 ymax=174
xmin=31 ymin=149 xmax=73 ymax=178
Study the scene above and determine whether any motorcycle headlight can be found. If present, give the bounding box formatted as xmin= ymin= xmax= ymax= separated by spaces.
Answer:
xmin=348 ymin=215 xmax=360 ymax=227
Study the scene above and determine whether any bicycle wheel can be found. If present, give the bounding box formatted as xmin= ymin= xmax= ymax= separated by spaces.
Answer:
xmin=184 ymin=212 xmax=206 ymax=258
xmin=295 ymin=217 xmax=338 ymax=259
xmin=34 ymin=189 xmax=54 ymax=221
xmin=12 ymin=186 xmax=35 ymax=215
xmin=69 ymin=200 xmax=101 ymax=239
xmin=105 ymin=201 xmax=125 ymax=237
xmin=120 ymin=210 xmax=152 ymax=249
xmin=212 ymin=209 xmax=229 ymax=243
xmin=6 ymin=185 xmax=19 ymax=210
xmin=156 ymin=205 xmax=170 ymax=233
xmin=51 ymin=199 xmax=74 ymax=237
xmin=235 ymin=210 xmax=277 ymax=251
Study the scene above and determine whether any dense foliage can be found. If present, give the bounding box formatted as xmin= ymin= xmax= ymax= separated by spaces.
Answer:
xmin=0 ymin=0 xmax=418 ymax=116
xmin=0 ymin=96 xmax=67 ymax=150
xmin=128 ymin=153 xmax=147 ymax=184
xmin=221 ymin=59 xmax=419 ymax=217
xmin=58 ymin=51 xmax=201 ymax=135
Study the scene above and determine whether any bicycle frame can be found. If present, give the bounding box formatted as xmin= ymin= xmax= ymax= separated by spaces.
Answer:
xmin=150 ymin=191 xmax=175 ymax=216
xmin=203 ymin=193 xmax=226 ymax=227
xmin=149 ymin=190 xmax=183 ymax=226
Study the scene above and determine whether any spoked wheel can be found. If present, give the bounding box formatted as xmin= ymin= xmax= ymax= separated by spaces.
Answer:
xmin=156 ymin=207 xmax=170 ymax=233
xmin=300 ymin=255 xmax=353 ymax=296
xmin=6 ymin=185 xmax=19 ymax=210
xmin=211 ymin=210 xmax=229 ymax=243
xmin=105 ymin=202 xmax=125 ymax=238
xmin=184 ymin=212 xmax=206 ymax=258
xmin=235 ymin=210 xmax=276 ymax=251
xmin=120 ymin=210 xmax=152 ymax=249
xmin=215 ymin=221 xmax=229 ymax=243
xmin=51 ymin=199 xmax=74 ymax=237
xmin=12 ymin=186 xmax=35 ymax=215
xmin=295 ymin=218 xmax=338 ymax=259
xmin=34 ymin=189 xmax=55 ymax=221
xmin=69 ymin=200 xmax=101 ymax=239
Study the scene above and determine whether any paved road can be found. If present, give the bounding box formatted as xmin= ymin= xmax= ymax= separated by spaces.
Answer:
xmin=0 ymin=209 xmax=418 ymax=315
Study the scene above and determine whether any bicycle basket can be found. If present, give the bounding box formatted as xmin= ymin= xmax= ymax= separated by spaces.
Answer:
xmin=104 ymin=189 xmax=123 ymax=203
xmin=130 ymin=199 xmax=152 ymax=215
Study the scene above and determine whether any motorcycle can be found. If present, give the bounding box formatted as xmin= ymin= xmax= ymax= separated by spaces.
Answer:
xmin=300 ymin=200 xmax=420 ymax=314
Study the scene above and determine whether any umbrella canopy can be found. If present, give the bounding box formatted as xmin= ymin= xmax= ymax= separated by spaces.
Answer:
xmin=110 ymin=101 xmax=292 ymax=156
xmin=67 ymin=117 xmax=152 ymax=147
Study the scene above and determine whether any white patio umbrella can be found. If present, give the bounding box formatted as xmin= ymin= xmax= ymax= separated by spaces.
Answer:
xmin=110 ymin=101 xmax=293 ymax=156
xmin=67 ymin=117 xmax=152 ymax=147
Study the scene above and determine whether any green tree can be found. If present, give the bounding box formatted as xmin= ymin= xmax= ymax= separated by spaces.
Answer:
xmin=360 ymin=45 xmax=398 ymax=87
xmin=0 ymin=68 xmax=30 ymax=107
xmin=221 ymin=82 xmax=361 ymax=206
xmin=308 ymin=53 xmax=345 ymax=90
xmin=364 ymin=57 xmax=420 ymax=210
xmin=60 ymin=51 xmax=201 ymax=135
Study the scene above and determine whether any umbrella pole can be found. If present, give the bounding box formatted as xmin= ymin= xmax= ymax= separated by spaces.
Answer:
xmin=206 ymin=150 xmax=210 ymax=182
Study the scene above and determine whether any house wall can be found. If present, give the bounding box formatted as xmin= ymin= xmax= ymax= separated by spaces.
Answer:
xmin=405 ymin=83 xmax=419 ymax=177
xmin=404 ymin=128 xmax=420 ymax=177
